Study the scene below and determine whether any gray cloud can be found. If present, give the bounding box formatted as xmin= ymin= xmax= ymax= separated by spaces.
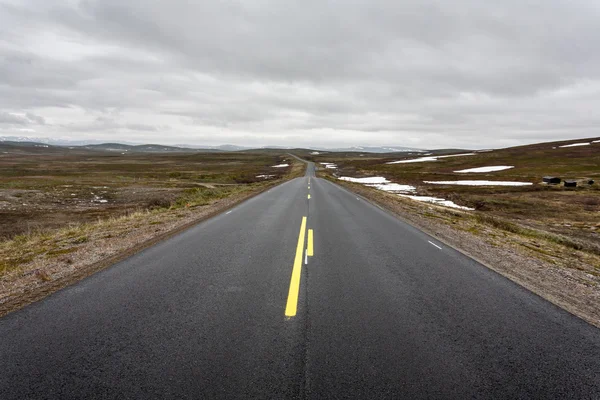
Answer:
xmin=1 ymin=0 xmax=600 ymax=148
xmin=0 ymin=110 xmax=45 ymax=125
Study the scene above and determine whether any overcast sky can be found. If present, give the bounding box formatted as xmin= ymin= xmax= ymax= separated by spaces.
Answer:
xmin=1 ymin=0 xmax=600 ymax=149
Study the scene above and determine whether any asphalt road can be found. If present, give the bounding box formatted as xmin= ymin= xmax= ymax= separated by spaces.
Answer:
xmin=1 ymin=161 xmax=600 ymax=399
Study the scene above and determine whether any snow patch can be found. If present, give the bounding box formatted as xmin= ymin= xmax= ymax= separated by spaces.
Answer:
xmin=387 ymin=156 xmax=438 ymax=164
xmin=339 ymin=176 xmax=390 ymax=184
xmin=339 ymin=176 xmax=472 ymax=209
xmin=91 ymin=193 xmax=109 ymax=203
xmin=387 ymin=153 xmax=475 ymax=164
xmin=558 ymin=142 xmax=590 ymax=148
xmin=454 ymin=166 xmax=514 ymax=173
xmin=320 ymin=162 xmax=337 ymax=169
xmin=271 ymin=164 xmax=289 ymax=168
xmin=256 ymin=175 xmax=275 ymax=178
xmin=424 ymin=180 xmax=532 ymax=186
xmin=371 ymin=183 xmax=416 ymax=193
xmin=399 ymin=195 xmax=474 ymax=210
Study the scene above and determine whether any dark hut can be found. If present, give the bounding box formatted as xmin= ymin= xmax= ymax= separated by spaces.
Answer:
xmin=543 ymin=176 xmax=561 ymax=184
xmin=564 ymin=180 xmax=578 ymax=188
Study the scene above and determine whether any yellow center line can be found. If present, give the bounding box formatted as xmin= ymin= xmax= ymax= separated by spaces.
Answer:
xmin=285 ymin=216 xmax=307 ymax=318
xmin=307 ymin=229 xmax=314 ymax=257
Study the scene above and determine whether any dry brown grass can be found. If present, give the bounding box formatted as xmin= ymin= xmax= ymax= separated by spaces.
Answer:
xmin=0 ymin=146 xmax=297 ymax=239
xmin=0 ymin=148 xmax=305 ymax=314
xmin=312 ymin=139 xmax=600 ymax=259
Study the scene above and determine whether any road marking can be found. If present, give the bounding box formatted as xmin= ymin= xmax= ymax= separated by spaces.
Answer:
xmin=308 ymin=194 xmax=311 ymax=199
xmin=226 ymin=211 xmax=232 ymax=214
xmin=285 ymin=216 xmax=307 ymax=318
xmin=428 ymin=240 xmax=442 ymax=250
xmin=307 ymin=229 xmax=314 ymax=257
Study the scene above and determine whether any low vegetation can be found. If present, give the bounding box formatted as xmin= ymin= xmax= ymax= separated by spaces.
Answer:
xmin=0 ymin=145 xmax=300 ymax=239
xmin=310 ymin=137 xmax=600 ymax=257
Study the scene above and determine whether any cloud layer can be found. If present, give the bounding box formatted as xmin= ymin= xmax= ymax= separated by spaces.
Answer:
xmin=1 ymin=0 xmax=599 ymax=149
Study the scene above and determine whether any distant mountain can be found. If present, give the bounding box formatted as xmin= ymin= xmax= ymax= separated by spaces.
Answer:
xmin=320 ymin=146 xmax=425 ymax=153
xmin=176 ymin=144 xmax=297 ymax=151
xmin=80 ymin=143 xmax=224 ymax=153
xmin=0 ymin=140 xmax=54 ymax=148
xmin=0 ymin=140 xmax=69 ymax=154
xmin=174 ymin=144 xmax=250 ymax=151
xmin=1 ymin=136 xmax=425 ymax=153
xmin=0 ymin=136 xmax=139 ymax=146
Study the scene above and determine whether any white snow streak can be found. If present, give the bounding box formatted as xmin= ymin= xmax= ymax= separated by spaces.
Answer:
xmin=558 ymin=142 xmax=590 ymax=148
xmin=398 ymin=195 xmax=474 ymax=210
xmin=339 ymin=176 xmax=390 ymax=184
xmin=424 ymin=180 xmax=532 ymax=186
xmin=338 ymin=176 xmax=473 ymax=210
xmin=320 ymin=162 xmax=338 ymax=169
xmin=387 ymin=153 xmax=475 ymax=164
xmin=454 ymin=166 xmax=514 ymax=173
xmin=371 ymin=183 xmax=416 ymax=193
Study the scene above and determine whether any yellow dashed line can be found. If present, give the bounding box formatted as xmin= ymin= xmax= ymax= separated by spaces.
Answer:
xmin=307 ymin=229 xmax=314 ymax=257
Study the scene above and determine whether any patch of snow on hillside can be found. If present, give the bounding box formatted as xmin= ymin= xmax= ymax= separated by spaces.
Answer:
xmin=433 ymin=153 xmax=476 ymax=159
xmin=338 ymin=176 xmax=474 ymax=209
xmin=399 ymin=195 xmax=474 ymax=210
xmin=424 ymin=180 xmax=532 ymax=186
xmin=387 ymin=156 xmax=438 ymax=164
xmin=387 ymin=153 xmax=475 ymax=164
xmin=320 ymin=162 xmax=337 ymax=169
xmin=455 ymin=166 xmax=513 ymax=173
xmin=371 ymin=183 xmax=415 ymax=193
xmin=559 ymin=142 xmax=590 ymax=148
xmin=339 ymin=176 xmax=390 ymax=184
xmin=272 ymin=164 xmax=289 ymax=168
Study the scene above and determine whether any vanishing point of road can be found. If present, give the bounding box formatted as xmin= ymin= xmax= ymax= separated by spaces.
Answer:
xmin=1 ymin=161 xmax=600 ymax=399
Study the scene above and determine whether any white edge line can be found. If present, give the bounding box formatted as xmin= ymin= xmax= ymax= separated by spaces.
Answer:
xmin=428 ymin=240 xmax=442 ymax=250
xmin=226 ymin=211 xmax=232 ymax=214
xmin=305 ymin=253 xmax=308 ymax=265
